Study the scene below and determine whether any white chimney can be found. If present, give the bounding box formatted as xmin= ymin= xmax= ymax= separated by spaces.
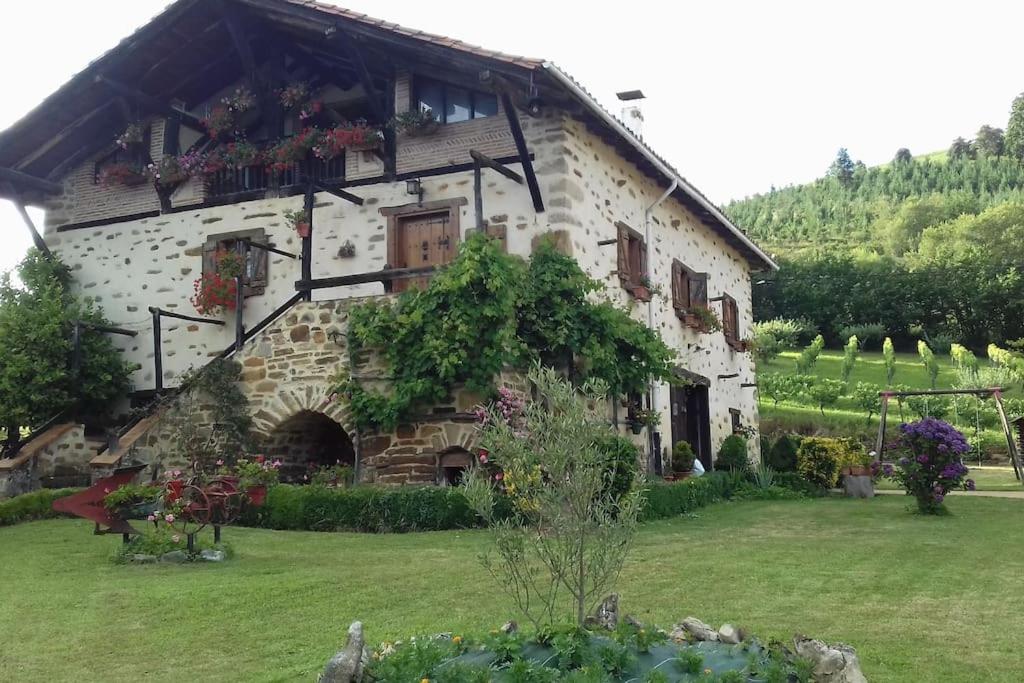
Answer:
xmin=616 ymin=89 xmax=646 ymax=140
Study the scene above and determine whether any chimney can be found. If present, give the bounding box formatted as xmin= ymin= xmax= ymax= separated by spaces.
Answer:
xmin=616 ymin=89 xmax=646 ymax=140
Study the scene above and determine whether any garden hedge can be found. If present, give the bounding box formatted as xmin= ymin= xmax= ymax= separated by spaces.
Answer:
xmin=0 ymin=488 xmax=79 ymax=527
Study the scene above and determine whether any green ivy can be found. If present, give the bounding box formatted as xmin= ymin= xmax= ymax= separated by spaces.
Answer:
xmin=338 ymin=234 xmax=676 ymax=429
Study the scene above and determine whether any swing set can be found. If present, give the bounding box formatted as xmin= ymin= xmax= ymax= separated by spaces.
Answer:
xmin=874 ymin=388 xmax=1024 ymax=486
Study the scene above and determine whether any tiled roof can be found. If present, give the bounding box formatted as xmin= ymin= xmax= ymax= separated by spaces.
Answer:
xmin=278 ymin=0 xmax=545 ymax=70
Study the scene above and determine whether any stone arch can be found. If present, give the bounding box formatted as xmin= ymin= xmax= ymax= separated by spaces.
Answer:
xmin=249 ymin=384 xmax=355 ymax=440
xmin=437 ymin=447 xmax=473 ymax=486
xmin=263 ymin=410 xmax=355 ymax=483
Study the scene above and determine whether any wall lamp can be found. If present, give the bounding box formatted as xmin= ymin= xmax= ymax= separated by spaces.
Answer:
xmin=406 ymin=178 xmax=424 ymax=205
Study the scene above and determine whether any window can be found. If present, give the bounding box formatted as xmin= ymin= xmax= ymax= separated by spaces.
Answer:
xmin=730 ymin=408 xmax=743 ymax=434
xmin=415 ymin=77 xmax=499 ymax=124
xmin=93 ymin=125 xmax=151 ymax=184
xmin=202 ymin=228 xmax=268 ymax=297
xmin=438 ymin=449 xmax=472 ymax=486
xmin=721 ymin=294 xmax=741 ymax=349
xmin=671 ymin=259 xmax=709 ymax=314
xmin=615 ymin=222 xmax=647 ymax=294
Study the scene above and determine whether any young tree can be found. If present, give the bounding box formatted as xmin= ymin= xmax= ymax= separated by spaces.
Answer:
xmin=883 ymin=337 xmax=897 ymax=386
xmin=974 ymin=125 xmax=1005 ymax=157
xmin=462 ymin=366 xmax=642 ymax=629
xmin=893 ymin=148 xmax=913 ymax=164
xmin=795 ymin=334 xmax=826 ymax=374
xmin=807 ymin=379 xmax=844 ymax=416
xmin=917 ymin=340 xmax=940 ymax=389
xmin=828 ymin=148 xmax=856 ymax=187
xmin=1006 ymin=92 xmax=1024 ymax=161
xmin=0 ymin=250 xmax=130 ymax=440
xmin=841 ymin=335 xmax=860 ymax=383
xmin=950 ymin=343 xmax=980 ymax=385
xmin=851 ymin=382 xmax=881 ymax=424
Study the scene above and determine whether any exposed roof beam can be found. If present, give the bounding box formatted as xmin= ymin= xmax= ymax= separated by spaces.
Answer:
xmin=329 ymin=31 xmax=387 ymax=122
xmin=0 ymin=167 xmax=63 ymax=195
xmin=95 ymin=75 xmax=204 ymax=131
xmin=2 ymin=184 xmax=52 ymax=257
xmin=216 ymin=0 xmax=258 ymax=76
xmin=14 ymin=101 xmax=119 ymax=172
xmin=501 ymin=94 xmax=544 ymax=213
xmin=138 ymin=19 xmax=226 ymax=83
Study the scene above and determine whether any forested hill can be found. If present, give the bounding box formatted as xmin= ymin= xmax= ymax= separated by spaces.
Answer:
xmin=725 ymin=154 xmax=1024 ymax=256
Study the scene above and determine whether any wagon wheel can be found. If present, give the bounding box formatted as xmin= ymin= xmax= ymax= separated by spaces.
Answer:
xmin=171 ymin=484 xmax=212 ymax=535
xmin=205 ymin=478 xmax=242 ymax=526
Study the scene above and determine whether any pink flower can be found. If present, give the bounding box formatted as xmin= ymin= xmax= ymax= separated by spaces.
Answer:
xmin=172 ymin=534 xmax=181 ymax=543
xmin=272 ymin=460 xmax=282 ymax=469
xmin=255 ymin=455 xmax=266 ymax=464
xmin=146 ymin=514 xmax=156 ymax=522
xmin=165 ymin=514 xmax=175 ymax=524
xmin=479 ymin=454 xmax=489 ymax=464
xmin=216 ymin=459 xmax=224 ymax=466
xmin=172 ymin=469 xmax=182 ymax=477
xmin=494 ymin=472 xmax=504 ymax=481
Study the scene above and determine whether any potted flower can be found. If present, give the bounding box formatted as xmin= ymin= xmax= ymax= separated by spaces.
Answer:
xmin=202 ymin=87 xmax=258 ymax=139
xmin=315 ymin=122 xmax=383 ymax=158
xmin=191 ymin=251 xmax=242 ymax=316
xmin=284 ymin=208 xmax=311 ymax=238
xmin=630 ymin=276 xmax=661 ymax=302
xmin=100 ymin=163 xmax=148 ymax=187
xmin=683 ymin=305 xmax=723 ymax=334
xmin=391 ymin=109 xmax=440 ymax=137
xmin=115 ymin=122 xmax=144 ymax=150
xmin=279 ymin=81 xmax=312 ymax=111
xmin=233 ymin=455 xmax=282 ymax=505
xmin=266 ymin=127 xmax=323 ymax=172
xmin=670 ymin=441 xmax=697 ymax=481
xmin=103 ymin=483 xmax=164 ymax=519
xmin=629 ymin=408 xmax=659 ymax=435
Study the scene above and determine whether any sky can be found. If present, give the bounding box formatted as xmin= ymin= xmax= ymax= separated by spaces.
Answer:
xmin=1 ymin=0 xmax=1022 ymax=276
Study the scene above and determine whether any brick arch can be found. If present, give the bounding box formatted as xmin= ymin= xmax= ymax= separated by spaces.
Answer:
xmin=249 ymin=384 xmax=354 ymax=439
xmin=426 ymin=422 xmax=480 ymax=455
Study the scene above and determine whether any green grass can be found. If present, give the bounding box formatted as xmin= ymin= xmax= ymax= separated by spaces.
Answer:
xmin=760 ymin=349 xmax=961 ymax=390
xmin=875 ymin=465 xmax=1023 ymax=492
xmin=3 ymin=498 xmax=1024 ymax=681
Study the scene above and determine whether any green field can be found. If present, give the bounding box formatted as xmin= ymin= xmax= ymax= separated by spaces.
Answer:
xmin=2 ymin=497 xmax=1023 ymax=681
xmin=759 ymin=349 xmax=961 ymax=391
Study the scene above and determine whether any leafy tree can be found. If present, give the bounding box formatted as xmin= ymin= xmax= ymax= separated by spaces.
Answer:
xmin=948 ymin=137 xmax=976 ymax=161
xmin=950 ymin=343 xmax=979 ymax=384
xmin=893 ymin=148 xmax=913 ymax=164
xmin=828 ymin=148 xmax=856 ymax=187
xmin=759 ymin=373 xmax=800 ymax=407
xmin=0 ymin=250 xmax=130 ymax=438
xmin=841 ymin=335 xmax=860 ymax=383
xmin=851 ymin=382 xmax=881 ymax=424
xmin=883 ymin=337 xmax=897 ymax=385
xmin=806 ymin=378 xmax=844 ymax=416
xmin=975 ymin=125 xmax=1005 ymax=158
xmin=1007 ymin=92 xmax=1024 ymax=160
xmin=917 ymin=340 xmax=940 ymax=389
xmin=462 ymin=366 xmax=642 ymax=628
xmin=795 ymin=334 xmax=826 ymax=374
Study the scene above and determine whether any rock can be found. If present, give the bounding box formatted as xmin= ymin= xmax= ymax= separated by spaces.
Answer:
xmin=843 ymin=475 xmax=875 ymax=499
xmin=160 ymin=550 xmax=188 ymax=564
xmin=718 ymin=624 xmax=743 ymax=644
xmin=793 ymin=636 xmax=867 ymax=683
xmin=500 ymin=621 xmax=518 ymax=634
xmin=584 ymin=594 xmax=619 ymax=631
xmin=131 ymin=554 xmax=157 ymax=564
xmin=200 ymin=549 xmax=226 ymax=562
xmin=678 ymin=617 xmax=719 ymax=642
xmin=321 ymin=621 xmax=367 ymax=683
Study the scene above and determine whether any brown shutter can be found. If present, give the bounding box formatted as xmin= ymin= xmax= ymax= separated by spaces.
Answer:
xmin=692 ymin=274 xmax=708 ymax=308
xmin=247 ymin=247 xmax=268 ymax=296
xmin=616 ymin=224 xmax=631 ymax=284
xmin=202 ymin=239 xmax=217 ymax=279
xmin=638 ymin=237 xmax=648 ymax=280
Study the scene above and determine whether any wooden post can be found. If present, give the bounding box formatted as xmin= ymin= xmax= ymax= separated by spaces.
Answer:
xmin=301 ymin=179 xmax=314 ymax=302
xmin=70 ymin=321 xmax=82 ymax=379
xmin=874 ymin=393 xmax=889 ymax=460
xmin=473 ymin=160 xmax=483 ymax=231
xmin=234 ymin=240 xmax=246 ymax=352
xmin=992 ymin=390 xmax=1023 ymax=483
xmin=151 ymin=308 xmax=163 ymax=393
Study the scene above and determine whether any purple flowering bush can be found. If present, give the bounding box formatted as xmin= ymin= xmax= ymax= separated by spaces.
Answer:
xmin=884 ymin=418 xmax=975 ymax=514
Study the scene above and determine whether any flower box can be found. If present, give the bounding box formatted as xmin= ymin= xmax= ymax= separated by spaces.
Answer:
xmin=630 ymin=285 xmax=652 ymax=302
xmin=295 ymin=221 xmax=311 ymax=238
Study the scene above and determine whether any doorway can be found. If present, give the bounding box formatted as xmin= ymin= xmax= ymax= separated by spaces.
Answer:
xmin=392 ymin=209 xmax=459 ymax=291
xmin=670 ymin=379 xmax=712 ymax=471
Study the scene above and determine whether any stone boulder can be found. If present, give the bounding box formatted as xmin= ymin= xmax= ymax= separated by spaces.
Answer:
xmin=674 ymin=617 xmax=719 ymax=642
xmin=321 ymin=621 xmax=369 ymax=683
xmin=584 ymin=594 xmax=619 ymax=631
xmin=718 ymin=623 xmax=743 ymax=644
xmin=794 ymin=635 xmax=867 ymax=683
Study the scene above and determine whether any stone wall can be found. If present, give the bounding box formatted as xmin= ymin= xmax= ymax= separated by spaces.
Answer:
xmin=0 ymin=424 xmax=91 ymax=498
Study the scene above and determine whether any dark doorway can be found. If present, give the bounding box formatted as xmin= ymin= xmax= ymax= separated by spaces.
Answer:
xmin=670 ymin=381 xmax=712 ymax=471
xmin=438 ymin=448 xmax=472 ymax=486
xmin=266 ymin=410 xmax=355 ymax=483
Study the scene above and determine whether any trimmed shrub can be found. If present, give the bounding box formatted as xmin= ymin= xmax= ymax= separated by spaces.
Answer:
xmin=773 ymin=471 xmax=827 ymax=497
xmin=714 ymin=435 xmax=750 ymax=473
xmin=795 ymin=437 xmax=851 ymax=489
xmin=766 ymin=433 xmax=801 ymax=472
xmin=0 ymin=488 xmax=79 ymax=527
xmin=671 ymin=440 xmax=696 ymax=473
xmin=638 ymin=472 xmax=737 ymax=521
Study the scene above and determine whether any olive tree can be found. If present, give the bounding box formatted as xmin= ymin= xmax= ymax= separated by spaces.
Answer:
xmin=462 ymin=366 xmax=642 ymax=629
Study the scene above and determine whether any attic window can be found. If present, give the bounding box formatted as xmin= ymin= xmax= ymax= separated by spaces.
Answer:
xmin=415 ymin=77 xmax=498 ymax=124
xmin=615 ymin=222 xmax=647 ymax=294
xmin=203 ymin=228 xmax=268 ymax=297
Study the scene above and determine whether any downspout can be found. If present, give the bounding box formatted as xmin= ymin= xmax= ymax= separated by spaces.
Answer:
xmin=644 ymin=180 xmax=677 ymax=474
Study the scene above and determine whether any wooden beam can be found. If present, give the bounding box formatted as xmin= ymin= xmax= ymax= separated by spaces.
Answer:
xmin=75 ymin=321 xmax=138 ymax=337
xmin=501 ymin=94 xmax=544 ymax=213
xmin=139 ymin=20 xmax=226 ymax=84
xmin=95 ymin=75 xmax=204 ymax=131
xmin=147 ymin=306 xmax=225 ymax=326
xmin=330 ymin=31 xmax=387 ymax=123
xmin=313 ymin=181 xmax=364 ymax=206
xmin=473 ymin=161 xmax=483 ymax=231
xmin=238 ymin=238 xmax=297 ymax=259
xmin=0 ymin=167 xmax=63 ymax=195
xmin=14 ymin=101 xmax=120 ymax=173
xmin=215 ymin=0 xmax=258 ymax=76
xmin=469 ymin=149 xmax=523 ymax=184
xmin=296 ymin=265 xmax=437 ymax=291
xmin=4 ymin=186 xmax=52 ymax=257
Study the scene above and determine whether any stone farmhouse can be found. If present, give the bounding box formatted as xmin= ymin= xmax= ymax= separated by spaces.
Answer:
xmin=0 ymin=0 xmax=776 ymax=492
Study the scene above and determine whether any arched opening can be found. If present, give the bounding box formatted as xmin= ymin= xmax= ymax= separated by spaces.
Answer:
xmin=265 ymin=410 xmax=354 ymax=483
xmin=438 ymin=448 xmax=473 ymax=486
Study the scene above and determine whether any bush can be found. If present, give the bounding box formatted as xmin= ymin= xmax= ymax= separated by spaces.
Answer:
xmin=883 ymin=418 xmax=974 ymax=514
xmin=795 ymin=437 xmax=848 ymax=489
xmin=774 ymin=471 xmax=828 ymax=497
xmin=638 ymin=472 xmax=738 ymax=521
xmin=714 ymin=435 xmax=750 ymax=473
xmin=671 ymin=441 xmax=696 ymax=473
xmin=766 ymin=433 xmax=801 ymax=472
xmin=754 ymin=317 xmax=817 ymax=348
xmin=839 ymin=323 xmax=885 ymax=350
xmin=595 ymin=434 xmax=640 ymax=502
xmin=0 ymin=488 xmax=79 ymax=527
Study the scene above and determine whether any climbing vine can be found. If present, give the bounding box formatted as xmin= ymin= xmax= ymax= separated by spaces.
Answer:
xmin=337 ymin=234 xmax=676 ymax=430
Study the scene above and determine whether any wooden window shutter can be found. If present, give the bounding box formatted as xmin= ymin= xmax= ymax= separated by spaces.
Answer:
xmin=671 ymin=260 xmax=684 ymax=311
xmin=616 ymin=224 xmax=631 ymax=284
xmin=202 ymin=239 xmax=218 ymax=278
xmin=723 ymin=295 xmax=739 ymax=343
xmin=247 ymin=247 xmax=268 ymax=296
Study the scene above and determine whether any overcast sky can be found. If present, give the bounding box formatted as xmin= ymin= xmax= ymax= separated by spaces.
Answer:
xmin=1 ymin=0 xmax=1022 ymax=276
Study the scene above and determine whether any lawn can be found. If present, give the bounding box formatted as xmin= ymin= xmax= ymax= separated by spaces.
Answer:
xmin=2 ymin=497 xmax=1024 ymax=682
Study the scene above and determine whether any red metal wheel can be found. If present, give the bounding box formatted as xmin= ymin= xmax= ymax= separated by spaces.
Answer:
xmin=170 ymin=484 xmax=211 ymax=535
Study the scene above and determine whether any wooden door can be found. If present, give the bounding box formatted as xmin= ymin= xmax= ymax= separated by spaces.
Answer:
xmin=393 ymin=210 xmax=458 ymax=292
xmin=671 ymin=383 xmax=712 ymax=470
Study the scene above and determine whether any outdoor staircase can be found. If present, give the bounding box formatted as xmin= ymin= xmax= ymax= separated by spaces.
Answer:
xmin=89 ymin=413 xmax=162 ymax=471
